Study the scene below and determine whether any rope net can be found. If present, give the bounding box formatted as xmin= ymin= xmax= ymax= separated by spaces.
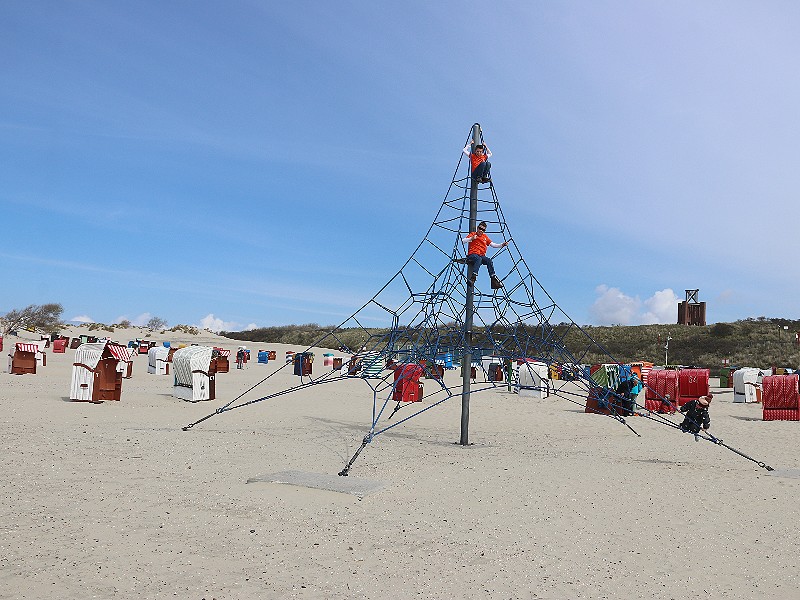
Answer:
xmin=183 ymin=124 xmax=772 ymax=475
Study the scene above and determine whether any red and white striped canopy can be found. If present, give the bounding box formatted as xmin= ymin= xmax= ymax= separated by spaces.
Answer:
xmin=107 ymin=344 xmax=133 ymax=362
xmin=217 ymin=349 xmax=231 ymax=357
xmin=15 ymin=343 xmax=39 ymax=353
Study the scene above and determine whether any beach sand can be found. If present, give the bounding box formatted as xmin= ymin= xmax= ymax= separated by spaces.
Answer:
xmin=2 ymin=325 xmax=799 ymax=599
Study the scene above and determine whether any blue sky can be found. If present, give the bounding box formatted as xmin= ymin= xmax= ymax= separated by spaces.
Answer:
xmin=2 ymin=1 xmax=799 ymax=331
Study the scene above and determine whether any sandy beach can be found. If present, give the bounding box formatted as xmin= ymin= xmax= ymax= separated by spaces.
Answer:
xmin=2 ymin=325 xmax=799 ymax=599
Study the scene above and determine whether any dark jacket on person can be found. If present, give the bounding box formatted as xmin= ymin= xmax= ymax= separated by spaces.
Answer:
xmin=616 ymin=378 xmax=634 ymax=397
xmin=614 ymin=378 xmax=636 ymax=415
xmin=679 ymin=399 xmax=711 ymax=433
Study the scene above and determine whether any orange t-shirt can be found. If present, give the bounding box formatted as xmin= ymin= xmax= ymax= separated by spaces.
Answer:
xmin=470 ymin=153 xmax=487 ymax=171
xmin=467 ymin=231 xmax=491 ymax=256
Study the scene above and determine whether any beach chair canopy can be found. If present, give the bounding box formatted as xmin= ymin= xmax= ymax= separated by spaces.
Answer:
xmin=15 ymin=343 xmax=40 ymax=353
xmin=148 ymin=345 xmax=170 ymax=367
xmin=733 ymin=367 xmax=760 ymax=403
xmin=172 ymin=346 xmax=213 ymax=387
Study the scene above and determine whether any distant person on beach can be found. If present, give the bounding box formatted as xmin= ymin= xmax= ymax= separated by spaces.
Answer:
xmin=236 ymin=348 xmax=244 ymax=370
xmin=463 ymin=142 xmax=492 ymax=183
xmin=661 ymin=393 xmax=676 ymax=414
xmin=679 ymin=393 xmax=713 ymax=437
xmin=462 ymin=221 xmax=508 ymax=289
xmin=628 ymin=373 xmax=642 ymax=413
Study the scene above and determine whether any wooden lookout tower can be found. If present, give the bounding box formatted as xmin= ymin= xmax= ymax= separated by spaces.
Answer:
xmin=677 ymin=289 xmax=706 ymax=326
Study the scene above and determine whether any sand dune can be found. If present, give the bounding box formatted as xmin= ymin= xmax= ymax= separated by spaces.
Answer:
xmin=2 ymin=325 xmax=799 ymax=599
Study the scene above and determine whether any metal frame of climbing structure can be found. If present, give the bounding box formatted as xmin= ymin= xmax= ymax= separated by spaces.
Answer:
xmin=182 ymin=124 xmax=773 ymax=476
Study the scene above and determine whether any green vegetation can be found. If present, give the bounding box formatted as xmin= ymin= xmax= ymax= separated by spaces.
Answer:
xmin=224 ymin=324 xmax=374 ymax=352
xmin=223 ymin=318 xmax=800 ymax=369
xmin=146 ymin=316 xmax=168 ymax=332
xmin=0 ymin=303 xmax=64 ymax=335
xmin=571 ymin=318 xmax=800 ymax=368
xmin=169 ymin=324 xmax=200 ymax=335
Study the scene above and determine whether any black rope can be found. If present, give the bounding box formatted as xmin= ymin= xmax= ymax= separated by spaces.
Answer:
xmin=613 ymin=394 xmax=775 ymax=471
xmin=182 ymin=376 xmax=338 ymax=431
xmin=700 ymin=433 xmax=774 ymax=471
xmin=339 ymin=435 xmax=371 ymax=477
xmin=607 ymin=404 xmax=641 ymax=437
xmin=549 ymin=385 xmax=776 ymax=471
xmin=387 ymin=400 xmax=404 ymax=420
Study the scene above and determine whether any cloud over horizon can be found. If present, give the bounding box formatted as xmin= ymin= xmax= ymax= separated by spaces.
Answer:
xmin=69 ymin=315 xmax=94 ymax=324
xmin=199 ymin=314 xmax=242 ymax=333
xmin=589 ymin=286 xmax=679 ymax=326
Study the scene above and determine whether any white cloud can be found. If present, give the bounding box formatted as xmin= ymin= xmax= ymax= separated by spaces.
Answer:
xmin=589 ymin=286 xmax=679 ymax=325
xmin=589 ymin=285 xmax=640 ymax=325
xmin=69 ymin=315 xmax=94 ymax=323
xmin=131 ymin=313 xmax=152 ymax=327
xmin=244 ymin=323 xmax=258 ymax=331
xmin=641 ymin=289 xmax=679 ymax=324
xmin=199 ymin=313 xmax=241 ymax=333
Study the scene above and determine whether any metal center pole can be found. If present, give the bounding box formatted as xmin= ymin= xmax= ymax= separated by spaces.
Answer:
xmin=460 ymin=123 xmax=480 ymax=446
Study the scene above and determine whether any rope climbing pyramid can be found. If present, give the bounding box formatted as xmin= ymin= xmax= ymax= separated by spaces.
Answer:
xmin=183 ymin=123 xmax=774 ymax=476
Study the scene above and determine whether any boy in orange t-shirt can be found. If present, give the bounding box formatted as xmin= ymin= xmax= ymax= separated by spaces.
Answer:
xmin=462 ymin=221 xmax=508 ymax=288
xmin=463 ymin=142 xmax=492 ymax=183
